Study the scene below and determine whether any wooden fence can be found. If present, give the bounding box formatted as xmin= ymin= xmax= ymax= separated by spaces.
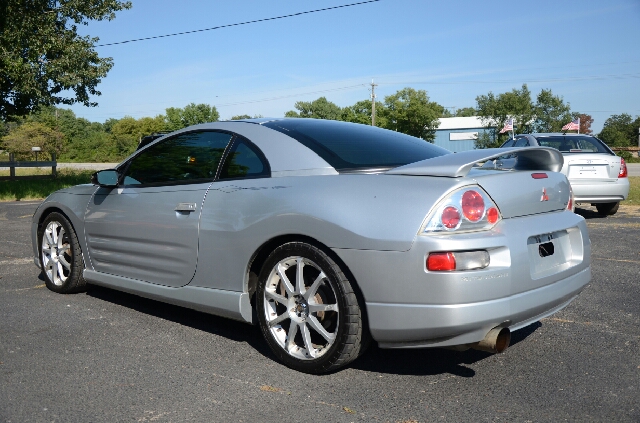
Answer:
xmin=0 ymin=153 xmax=57 ymax=180
xmin=610 ymin=147 xmax=640 ymax=157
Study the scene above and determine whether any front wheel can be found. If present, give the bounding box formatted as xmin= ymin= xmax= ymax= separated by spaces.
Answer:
xmin=595 ymin=202 xmax=619 ymax=216
xmin=39 ymin=212 xmax=86 ymax=293
xmin=256 ymin=242 xmax=367 ymax=374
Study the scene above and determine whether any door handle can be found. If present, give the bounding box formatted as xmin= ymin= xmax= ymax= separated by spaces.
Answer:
xmin=175 ymin=202 xmax=197 ymax=212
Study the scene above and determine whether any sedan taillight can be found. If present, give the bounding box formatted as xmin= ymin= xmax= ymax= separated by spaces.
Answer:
xmin=422 ymin=186 xmax=501 ymax=234
xmin=619 ymin=158 xmax=628 ymax=178
xmin=567 ymin=184 xmax=575 ymax=212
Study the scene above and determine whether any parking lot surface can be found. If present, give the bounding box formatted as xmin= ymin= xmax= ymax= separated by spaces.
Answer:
xmin=1 ymin=201 xmax=638 ymax=422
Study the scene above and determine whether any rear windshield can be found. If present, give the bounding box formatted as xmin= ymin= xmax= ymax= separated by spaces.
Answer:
xmin=262 ymin=119 xmax=450 ymax=172
xmin=534 ymin=135 xmax=612 ymax=154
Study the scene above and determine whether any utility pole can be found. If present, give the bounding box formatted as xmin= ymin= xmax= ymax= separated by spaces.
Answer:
xmin=370 ymin=79 xmax=377 ymax=126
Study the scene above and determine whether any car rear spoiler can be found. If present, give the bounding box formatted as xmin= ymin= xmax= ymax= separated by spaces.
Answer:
xmin=386 ymin=147 xmax=563 ymax=178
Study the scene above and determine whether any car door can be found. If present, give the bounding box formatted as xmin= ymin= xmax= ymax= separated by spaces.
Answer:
xmin=192 ymin=135 xmax=272 ymax=291
xmin=84 ymin=130 xmax=233 ymax=287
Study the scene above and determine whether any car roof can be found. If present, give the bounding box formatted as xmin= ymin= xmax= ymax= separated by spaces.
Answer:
xmin=121 ymin=121 xmax=336 ymax=177
xmin=134 ymin=119 xmax=450 ymax=175
xmin=525 ymin=133 xmax=595 ymax=137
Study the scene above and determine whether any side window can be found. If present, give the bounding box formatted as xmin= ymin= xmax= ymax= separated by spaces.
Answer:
xmin=219 ymin=137 xmax=270 ymax=180
xmin=514 ymin=138 xmax=529 ymax=147
xmin=123 ymin=131 xmax=232 ymax=185
xmin=501 ymin=139 xmax=515 ymax=148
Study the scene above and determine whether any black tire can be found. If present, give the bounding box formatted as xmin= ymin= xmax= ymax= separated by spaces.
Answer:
xmin=595 ymin=202 xmax=619 ymax=216
xmin=38 ymin=212 xmax=86 ymax=294
xmin=256 ymin=242 xmax=367 ymax=374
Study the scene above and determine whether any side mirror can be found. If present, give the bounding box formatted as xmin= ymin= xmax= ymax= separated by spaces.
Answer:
xmin=91 ymin=169 xmax=119 ymax=187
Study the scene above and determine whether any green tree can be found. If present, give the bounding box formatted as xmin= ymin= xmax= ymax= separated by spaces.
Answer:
xmin=598 ymin=114 xmax=640 ymax=147
xmin=0 ymin=118 xmax=8 ymax=138
xmin=138 ymin=116 xmax=167 ymax=136
xmin=531 ymin=89 xmax=572 ymax=133
xmin=105 ymin=114 xmax=168 ymax=159
xmin=380 ymin=88 xmax=443 ymax=141
xmin=475 ymin=84 xmax=535 ymax=142
xmin=165 ymin=103 xmax=219 ymax=131
xmin=27 ymin=107 xmax=94 ymax=141
xmin=473 ymin=130 xmax=501 ymax=149
xmin=1 ymin=121 xmax=64 ymax=159
xmin=284 ymin=97 xmax=342 ymax=120
xmin=475 ymin=85 xmax=576 ymax=148
xmin=108 ymin=116 xmax=139 ymax=158
xmin=340 ymin=99 xmax=387 ymax=127
xmin=0 ymin=0 xmax=132 ymax=119
xmin=230 ymin=114 xmax=263 ymax=120
xmin=103 ymin=117 xmax=119 ymax=133
xmin=455 ymin=107 xmax=476 ymax=117
xmin=20 ymin=106 xmax=114 ymax=161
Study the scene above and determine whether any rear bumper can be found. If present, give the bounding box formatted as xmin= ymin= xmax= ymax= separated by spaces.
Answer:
xmin=571 ymin=177 xmax=629 ymax=203
xmin=333 ymin=210 xmax=591 ymax=349
xmin=367 ymin=266 xmax=589 ymax=348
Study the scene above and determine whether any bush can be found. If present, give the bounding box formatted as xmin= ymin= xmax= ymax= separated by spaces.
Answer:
xmin=1 ymin=122 xmax=64 ymax=160
xmin=616 ymin=150 xmax=633 ymax=161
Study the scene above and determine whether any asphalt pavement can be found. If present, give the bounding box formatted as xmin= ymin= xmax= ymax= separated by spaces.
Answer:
xmin=1 ymin=202 xmax=639 ymax=422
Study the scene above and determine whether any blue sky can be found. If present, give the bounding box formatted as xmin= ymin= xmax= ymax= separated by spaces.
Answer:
xmin=72 ymin=0 xmax=640 ymax=133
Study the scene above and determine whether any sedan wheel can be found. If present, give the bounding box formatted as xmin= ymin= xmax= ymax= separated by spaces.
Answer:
xmin=595 ymin=202 xmax=619 ymax=216
xmin=39 ymin=212 xmax=86 ymax=293
xmin=257 ymin=242 xmax=367 ymax=373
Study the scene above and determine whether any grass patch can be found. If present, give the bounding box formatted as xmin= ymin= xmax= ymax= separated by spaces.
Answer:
xmin=0 ymin=169 xmax=94 ymax=201
xmin=623 ymin=176 xmax=640 ymax=205
xmin=0 ymin=167 xmax=57 ymax=177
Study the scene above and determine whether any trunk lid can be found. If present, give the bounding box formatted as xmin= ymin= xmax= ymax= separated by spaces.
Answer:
xmin=562 ymin=153 xmax=622 ymax=181
xmin=469 ymin=169 xmax=571 ymax=218
xmin=387 ymin=146 xmax=569 ymax=219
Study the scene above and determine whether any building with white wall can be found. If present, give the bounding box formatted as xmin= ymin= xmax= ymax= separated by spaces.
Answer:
xmin=433 ymin=117 xmax=494 ymax=152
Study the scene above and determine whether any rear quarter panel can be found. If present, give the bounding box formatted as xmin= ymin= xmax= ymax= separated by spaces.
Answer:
xmin=190 ymin=174 xmax=463 ymax=291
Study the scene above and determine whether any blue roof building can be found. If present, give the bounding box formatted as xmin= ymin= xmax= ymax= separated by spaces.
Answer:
xmin=433 ymin=117 xmax=494 ymax=152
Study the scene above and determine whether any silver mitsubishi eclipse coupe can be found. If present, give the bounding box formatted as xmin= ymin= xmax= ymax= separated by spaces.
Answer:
xmin=31 ymin=118 xmax=591 ymax=374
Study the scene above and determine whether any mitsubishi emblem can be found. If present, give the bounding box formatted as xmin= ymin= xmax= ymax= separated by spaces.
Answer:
xmin=541 ymin=188 xmax=549 ymax=202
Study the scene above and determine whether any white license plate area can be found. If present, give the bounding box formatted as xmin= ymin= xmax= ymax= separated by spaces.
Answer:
xmin=568 ymin=164 xmax=608 ymax=179
xmin=527 ymin=230 xmax=572 ymax=279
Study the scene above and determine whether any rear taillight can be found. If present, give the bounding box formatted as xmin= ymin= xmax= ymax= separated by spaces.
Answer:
xmin=487 ymin=207 xmax=500 ymax=223
xmin=441 ymin=206 xmax=461 ymax=229
xmin=427 ymin=250 xmax=490 ymax=272
xmin=427 ymin=252 xmax=456 ymax=271
xmin=619 ymin=158 xmax=628 ymax=178
xmin=567 ymin=184 xmax=575 ymax=212
xmin=422 ymin=186 xmax=501 ymax=234
xmin=462 ymin=190 xmax=484 ymax=222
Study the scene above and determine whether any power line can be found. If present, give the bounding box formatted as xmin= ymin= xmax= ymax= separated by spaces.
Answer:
xmin=211 ymin=84 xmax=367 ymax=107
xmin=96 ymin=0 xmax=380 ymax=47
xmin=377 ymin=73 xmax=640 ymax=86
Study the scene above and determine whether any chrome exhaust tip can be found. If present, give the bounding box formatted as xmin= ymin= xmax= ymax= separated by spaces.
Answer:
xmin=471 ymin=327 xmax=511 ymax=354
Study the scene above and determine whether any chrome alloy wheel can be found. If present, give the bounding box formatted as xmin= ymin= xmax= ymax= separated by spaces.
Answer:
xmin=262 ymin=256 xmax=339 ymax=360
xmin=41 ymin=221 xmax=72 ymax=286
